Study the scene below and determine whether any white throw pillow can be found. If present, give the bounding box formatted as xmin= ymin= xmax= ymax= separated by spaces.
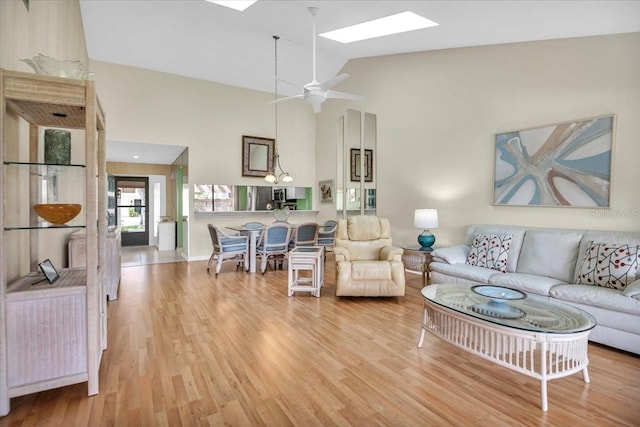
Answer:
xmin=577 ymin=242 xmax=640 ymax=290
xmin=466 ymin=233 xmax=513 ymax=273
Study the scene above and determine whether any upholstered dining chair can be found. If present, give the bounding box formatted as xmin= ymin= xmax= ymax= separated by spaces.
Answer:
xmin=206 ymin=224 xmax=249 ymax=277
xmin=317 ymin=220 xmax=337 ymax=258
xmin=289 ymin=222 xmax=319 ymax=250
xmin=334 ymin=216 xmax=405 ymax=297
xmin=256 ymin=223 xmax=292 ymax=274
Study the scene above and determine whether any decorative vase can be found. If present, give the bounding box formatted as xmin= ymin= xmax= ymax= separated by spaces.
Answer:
xmin=44 ymin=129 xmax=71 ymax=165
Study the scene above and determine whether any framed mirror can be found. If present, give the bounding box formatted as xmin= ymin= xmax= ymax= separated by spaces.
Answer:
xmin=242 ymin=135 xmax=274 ymax=177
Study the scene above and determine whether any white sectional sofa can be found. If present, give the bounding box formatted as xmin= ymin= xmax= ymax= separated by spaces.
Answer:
xmin=430 ymin=224 xmax=640 ymax=355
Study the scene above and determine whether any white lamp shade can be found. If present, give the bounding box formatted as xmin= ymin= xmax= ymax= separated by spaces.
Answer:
xmin=414 ymin=209 xmax=438 ymax=229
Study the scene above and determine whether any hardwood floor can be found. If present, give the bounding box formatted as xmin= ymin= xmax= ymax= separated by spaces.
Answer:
xmin=2 ymin=259 xmax=639 ymax=426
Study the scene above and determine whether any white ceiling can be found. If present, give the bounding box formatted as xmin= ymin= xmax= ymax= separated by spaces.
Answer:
xmin=79 ymin=0 xmax=640 ymax=164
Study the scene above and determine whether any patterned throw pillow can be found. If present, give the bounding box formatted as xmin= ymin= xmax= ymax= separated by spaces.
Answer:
xmin=466 ymin=233 xmax=513 ymax=273
xmin=577 ymin=242 xmax=640 ymax=290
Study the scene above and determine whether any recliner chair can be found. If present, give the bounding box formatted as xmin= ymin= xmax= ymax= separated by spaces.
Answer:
xmin=334 ymin=216 xmax=405 ymax=297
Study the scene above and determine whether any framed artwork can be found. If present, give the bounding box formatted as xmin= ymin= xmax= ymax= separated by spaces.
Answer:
xmin=242 ymin=135 xmax=274 ymax=177
xmin=350 ymin=148 xmax=373 ymax=182
xmin=319 ymin=180 xmax=334 ymax=203
xmin=493 ymin=115 xmax=614 ymax=207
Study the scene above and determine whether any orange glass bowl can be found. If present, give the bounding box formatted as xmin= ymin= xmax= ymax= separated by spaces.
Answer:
xmin=33 ymin=203 xmax=81 ymax=225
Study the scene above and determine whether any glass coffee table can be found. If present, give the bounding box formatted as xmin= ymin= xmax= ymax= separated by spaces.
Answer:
xmin=418 ymin=284 xmax=596 ymax=411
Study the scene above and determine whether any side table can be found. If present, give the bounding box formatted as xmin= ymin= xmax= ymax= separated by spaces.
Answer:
xmin=401 ymin=246 xmax=434 ymax=287
xmin=288 ymin=246 xmax=324 ymax=297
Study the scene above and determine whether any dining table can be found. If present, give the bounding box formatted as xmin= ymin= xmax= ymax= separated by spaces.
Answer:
xmin=226 ymin=225 xmax=264 ymax=273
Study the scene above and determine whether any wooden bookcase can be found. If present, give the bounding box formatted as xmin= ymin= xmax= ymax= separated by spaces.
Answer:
xmin=0 ymin=69 xmax=107 ymax=415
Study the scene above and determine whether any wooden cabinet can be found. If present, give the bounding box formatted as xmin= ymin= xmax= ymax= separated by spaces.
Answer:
xmin=0 ymin=69 xmax=106 ymax=415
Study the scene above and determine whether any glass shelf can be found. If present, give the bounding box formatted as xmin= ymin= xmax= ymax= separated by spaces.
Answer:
xmin=4 ymin=224 xmax=86 ymax=231
xmin=3 ymin=161 xmax=86 ymax=169
xmin=3 ymin=162 xmax=86 ymax=229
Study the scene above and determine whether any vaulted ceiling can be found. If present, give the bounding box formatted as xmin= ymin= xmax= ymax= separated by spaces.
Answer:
xmin=80 ymin=1 xmax=640 ymax=163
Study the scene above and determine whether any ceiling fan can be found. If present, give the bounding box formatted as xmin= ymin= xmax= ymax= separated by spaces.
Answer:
xmin=271 ymin=7 xmax=363 ymax=113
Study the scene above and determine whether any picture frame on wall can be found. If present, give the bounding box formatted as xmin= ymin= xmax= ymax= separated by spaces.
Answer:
xmin=319 ymin=180 xmax=334 ymax=203
xmin=242 ymin=135 xmax=274 ymax=177
xmin=350 ymin=148 xmax=373 ymax=182
xmin=493 ymin=114 xmax=614 ymax=207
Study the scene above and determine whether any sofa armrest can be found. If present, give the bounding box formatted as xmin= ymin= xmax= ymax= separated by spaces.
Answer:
xmin=334 ymin=246 xmax=350 ymax=262
xmin=623 ymin=279 xmax=640 ymax=299
xmin=380 ymin=245 xmax=403 ymax=262
xmin=431 ymin=245 xmax=470 ymax=264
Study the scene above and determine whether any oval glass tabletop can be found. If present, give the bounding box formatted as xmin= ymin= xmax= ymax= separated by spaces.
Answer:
xmin=422 ymin=284 xmax=596 ymax=333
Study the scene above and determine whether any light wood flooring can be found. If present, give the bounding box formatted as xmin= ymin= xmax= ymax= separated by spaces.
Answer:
xmin=1 ymin=259 xmax=639 ymax=426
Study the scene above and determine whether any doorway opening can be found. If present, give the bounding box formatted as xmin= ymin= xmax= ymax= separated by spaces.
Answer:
xmin=116 ymin=176 xmax=149 ymax=247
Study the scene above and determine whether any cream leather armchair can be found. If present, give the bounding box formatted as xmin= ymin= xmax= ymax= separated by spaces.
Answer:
xmin=334 ymin=216 xmax=406 ymax=297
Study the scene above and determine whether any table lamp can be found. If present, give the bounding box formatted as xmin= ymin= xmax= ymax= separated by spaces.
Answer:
xmin=414 ymin=209 xmax=438 ymax=248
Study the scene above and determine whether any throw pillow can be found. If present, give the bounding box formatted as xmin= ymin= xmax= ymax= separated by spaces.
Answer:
xmin=466 ymin=233 xmax=513 ymax=273
xmin=577 ymin=242 xmax=640 ymax=290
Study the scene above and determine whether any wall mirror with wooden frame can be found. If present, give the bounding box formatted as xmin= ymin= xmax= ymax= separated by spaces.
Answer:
xmin=242 ymin=135 xmax=274 ymax=177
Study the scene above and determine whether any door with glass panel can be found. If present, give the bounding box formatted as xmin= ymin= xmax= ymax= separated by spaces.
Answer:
xmin=116 ymin=176 xmax=149 ymax=246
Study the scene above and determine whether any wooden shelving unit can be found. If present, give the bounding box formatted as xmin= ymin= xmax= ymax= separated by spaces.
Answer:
xmin=0 ymin=69 xmax=107 ymax=416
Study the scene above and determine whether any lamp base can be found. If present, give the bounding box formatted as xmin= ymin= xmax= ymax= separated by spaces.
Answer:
xmin=417 ymin=230 xmax=435 ymax=248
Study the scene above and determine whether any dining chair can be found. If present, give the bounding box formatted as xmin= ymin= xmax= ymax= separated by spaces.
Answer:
xmin=206 ymin=224 xmax=249 ymax=277
xmin=317 ymin=220 xmax=337 ymax=258
xmin=256 ymin=223 xmax=292 ymax=274
xmin=289 ymin=222 xmax=319 ymax=250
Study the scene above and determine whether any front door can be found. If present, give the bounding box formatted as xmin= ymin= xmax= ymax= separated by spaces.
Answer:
xmin=116 ymin=176 xmax=149 ymax=247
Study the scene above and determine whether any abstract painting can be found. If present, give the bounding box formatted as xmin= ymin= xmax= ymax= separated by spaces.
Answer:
xmin=493 ymin=115 xmax=614 ymax=207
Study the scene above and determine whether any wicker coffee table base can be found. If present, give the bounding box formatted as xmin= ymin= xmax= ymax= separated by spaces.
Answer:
xmin=418 ymin=301 xmax=591 ymax=411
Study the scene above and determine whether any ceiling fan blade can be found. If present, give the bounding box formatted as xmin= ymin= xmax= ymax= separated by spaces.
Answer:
xmin=325 ymin=90 xmax=364 ymax=101
xmin=313 ymin=103 xmax=321 ymax=113
xmin=277 ymin=77 xmax=305 ymax=89
xmin=319 ymin=73 xmax=350 ymax=91
xmin=268 ymin=94 xmax=304 ymax=104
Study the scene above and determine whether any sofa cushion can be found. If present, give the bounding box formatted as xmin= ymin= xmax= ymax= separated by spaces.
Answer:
xmin=432 ymin=245 xmax=470 ymax=264
xmin=623 ymin=279 xmax=640 ymax=299
xmin=465 ymin=226 xmax=526 ymax=272
xmin=488 ymin=273 xmax=567 ymax=296
xmin=430 ymin=262 xmax=501 ymax=284
xmin=576 ymin=242 xmax=640 ymax=290
xmin=466 ymin=233 xmax=512 ymax=273
xmin=550 ymin=284 xmax=640 ymax=316
xmin=516 ymin=230 xmax=583 ymax=283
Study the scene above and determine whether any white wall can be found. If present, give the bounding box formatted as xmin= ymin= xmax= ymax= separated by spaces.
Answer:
xmin=89 ymin=61 xmax=317 ymax=259
xmin=316 ymin=33 xmax=640 ymax=247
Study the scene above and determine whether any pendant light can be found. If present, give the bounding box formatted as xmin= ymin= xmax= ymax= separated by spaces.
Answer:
xmin=265 ymin=35 xmax=293 ymax=184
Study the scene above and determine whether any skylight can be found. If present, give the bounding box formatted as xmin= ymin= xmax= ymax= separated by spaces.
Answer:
xmin=319 ymin=11 xmax=439 ymax=44
xmin=206 ymin=1 xmax=258 ymax=12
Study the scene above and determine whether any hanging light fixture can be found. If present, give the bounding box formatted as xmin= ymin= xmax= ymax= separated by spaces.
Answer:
xmin=265 ymin=35 xmax=293 ymax=184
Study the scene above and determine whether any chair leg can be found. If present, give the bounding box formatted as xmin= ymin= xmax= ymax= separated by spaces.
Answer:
xmin=207 ymin=253 xmax=215 ymax=272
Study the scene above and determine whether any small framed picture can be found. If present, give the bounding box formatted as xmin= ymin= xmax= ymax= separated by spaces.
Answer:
xmin=319 ymin=180 xmax=334 ymax=203
xmin=38 ymin=259 xmax=60 ymax=284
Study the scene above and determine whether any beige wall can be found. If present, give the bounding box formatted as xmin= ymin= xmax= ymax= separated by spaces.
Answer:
xmin=316 ymin=33 xmax=640 ymax=247
xmin=0 ymin=0 xmax=88 ymax=71
xmin=89 ymin=60 xmax=317 ymax=259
